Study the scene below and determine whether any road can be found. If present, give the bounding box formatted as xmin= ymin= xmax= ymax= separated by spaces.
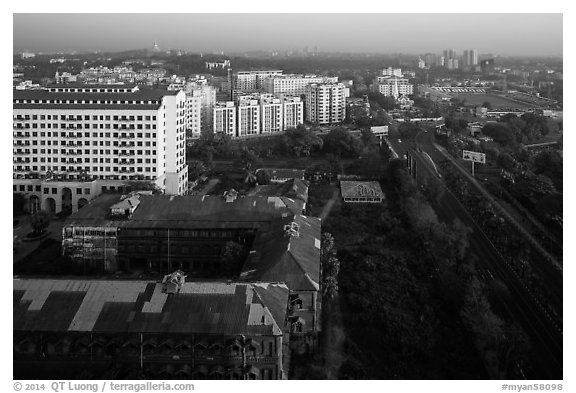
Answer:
xmin=386 ymin=130 xmax=562 ymax=379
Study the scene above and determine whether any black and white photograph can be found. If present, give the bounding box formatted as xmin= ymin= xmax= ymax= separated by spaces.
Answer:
xmin=9 ymin=8 xmax=566 ymax=389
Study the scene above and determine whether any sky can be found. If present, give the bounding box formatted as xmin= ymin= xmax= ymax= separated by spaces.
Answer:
xmin=13 ymin=13 xmax=563 ymax=57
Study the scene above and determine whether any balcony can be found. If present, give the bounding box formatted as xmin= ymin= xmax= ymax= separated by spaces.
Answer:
xmin=13 ymin=150 xmax=30 ymax=155
xmin=118 ymin=118 xmax=134 ymax=122
xmin=119 ymin=160 xmax=135 ymax=166
xmin=13 ymin=141 xmax=30 ymax=146
xmin=64 ymin=151 xmax=79 ymax=156
xmin=118 ymin=151 xmax=135 ymax=156
xmin=13 ymin=158 xmax=30 ymax=163
xmin=65 ymin=117 xmax=82 ymax=122
xmin=119 ymin=143 xmax=135 ymax=148
xmin=63 ymin=134 xmax=81 ymax=139
xmin=119 ymin=169 xmax=135 ymax=173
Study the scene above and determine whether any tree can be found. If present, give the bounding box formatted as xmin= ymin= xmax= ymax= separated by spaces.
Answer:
xmin=30 ymin=210 xmax=51 ymax=236
xmin=188 ymin=160 xmax=210 ymax=180
xmin=482 ymin=101 xmax=493 ymax=110
xmin=220 ymin=241 xmax=248 ymax=275
xmin=533 ymin=150 xmax=563 ymax=191
xmin=360 ymin=128 xmax=377 ymax=148
xmin=368 ymin=92 xmax=399 ymax=111
xmin=255 ymin=169 xmax=271 ymax=185
xmin=13 ymin=193 xmax=26 ymax=215
xmin=322 ymin=127 xmax=362 ymax=158
xmin=496 ymin=153 xmax=517 ymax=172
xmin=398 ymin=122 xmax=421 ymax=140
xmin=124 ymin=180 xmax=159 ymax=193
xmin=512 ymin=172 xmax=557 ymax=206
xmin=321 ymin=233 xmax=340 ymax=299
xmin=282 ymin=125 xmax=323 ymax=157
xmin=482 ymin=123 xmax=516 ymax=147
xmin=444 ymin=117 xmax=469 ymax=134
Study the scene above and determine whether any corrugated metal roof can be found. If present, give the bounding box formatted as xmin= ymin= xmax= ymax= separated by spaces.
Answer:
xmin=240 ymin=215 xmax=321 ymax=291
xmin=340 ymin=181 xmax=385 ymax=198
xmin=13 ymin=279 xmax=288 ymax=336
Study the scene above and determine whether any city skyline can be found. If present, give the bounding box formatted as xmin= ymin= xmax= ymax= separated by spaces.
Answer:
xmin=13 ymin=13 xmax=563 ymax=57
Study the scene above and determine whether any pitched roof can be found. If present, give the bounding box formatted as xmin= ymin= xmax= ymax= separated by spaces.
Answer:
xmin=249 ymin=178 xmax=309 ymax=202
xmin=240 ymin=215 xmax=321 ymax=291
xmin=340 ymin=181 xmax=385 ymax=199
xmin=13 ymin=279 xmax=288 ymax=336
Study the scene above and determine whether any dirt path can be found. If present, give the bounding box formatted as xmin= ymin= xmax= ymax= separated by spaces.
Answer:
xmin=319 ymin=188 xmax=340 ymax=221
xmin=321 ymin=295 xmax=347 ymax=379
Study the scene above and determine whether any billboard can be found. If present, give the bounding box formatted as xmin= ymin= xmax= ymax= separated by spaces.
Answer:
xmin=463 ymin=150 xmax=486 ymax=164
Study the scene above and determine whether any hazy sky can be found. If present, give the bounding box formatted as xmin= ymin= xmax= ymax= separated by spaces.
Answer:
xmin=13 ymin=13 xmax=563 ymax=56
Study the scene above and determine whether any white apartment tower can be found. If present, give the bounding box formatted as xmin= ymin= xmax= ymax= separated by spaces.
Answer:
xmin=213 ymin=101 xmax=237 ymax=137
xmin=237 ymin=99 xmax=261 ymax=137
xmin=13 ymin=84 xmax=189 ymax=214
xmin=260 ymin=97 xmax=283 ymax=134
xmin=235 ymin=70 xmax=283 ymax=92
xmin=305 ymin=83 xmax=346 ymax=125
xmin=185 ymin=89 xmax=202 ymax=138
xmin=375 ymin=76 xmax=414 ymax=97
xmin=264 ymin=75 xmax=339 ymax=96
xmin=382 ymin=67 xmax=403 ymax=77
xmin=282 ymin=96 xmax=304 ymax=130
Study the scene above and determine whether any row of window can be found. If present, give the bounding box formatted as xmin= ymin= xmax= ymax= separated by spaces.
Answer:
xmin=14 ymin=114 xmax=157 ymax=121
xmin=14 ymin=166 xmax=158 ymax=173
xmin=13 ymin=184 xmax=91 ymax=195
xmin=15 ymin=123 xmax=158 ymax=130
xmin=13 ymin=139 xmax=159 ymax=148
xmin=14 ymin=150 xmax=158 ymax=157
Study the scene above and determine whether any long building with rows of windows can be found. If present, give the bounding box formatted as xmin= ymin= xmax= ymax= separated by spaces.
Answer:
xmin=13 ymin=84 xmax=189 ymax=214
xmin=14 ymin=279 xmax=290 ymax=380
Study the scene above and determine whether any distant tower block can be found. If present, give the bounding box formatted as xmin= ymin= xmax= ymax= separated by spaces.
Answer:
xmin=153 ymin=40 xmax=161 ymax=52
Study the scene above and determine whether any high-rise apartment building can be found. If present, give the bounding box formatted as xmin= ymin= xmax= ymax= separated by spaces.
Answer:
xmin=305 ymin=83 xmax=346 ymax=125
xmin=235 ymin=70 xmax=284 ymax=92
xmin=381 ymin=67 xmax=403 ymax=77
xmin=185 ymin=89 xmax=202 ymax=138
xmin=213 ymin=101 xmax=237 ymax=136
xmin=260 ymin=97 xmax=283 ymax=134
xmin=237 ymin=99 xmax=261 ymax=137
xmin=375 ymin=76 xmax=414 ymax=98
xmin=282 ymin=96 xmax=304 ymax=131
xmin=12 ymin=84 xmax=189 ymax=214
xmin=263 ymin=75 xmax=338 ymax=96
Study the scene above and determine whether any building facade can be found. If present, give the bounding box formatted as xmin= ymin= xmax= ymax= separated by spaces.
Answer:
xmin=263 ymin=75 xmax=338 ymax=96
xmin=375 ymin=76 xmax=414 ymax=98
xmin=213 ymin=101 xmax=237 ymax=136
xmin=235 ymin=70 xmax=283 ymax=92
xmin=14 ymin=279 xmax=289 ymax=380
xmin=237 ymin=100 xmax=261 ymax=137
xmin=305 ymin=83 xmax=346 ymax=125
xmin=13 ymin=84 xmax=189 ymax=214
xmin=282 ymin=96 xmax=304 ymax=131
xmin=260 ymin=97 xmax=283 ymax=134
